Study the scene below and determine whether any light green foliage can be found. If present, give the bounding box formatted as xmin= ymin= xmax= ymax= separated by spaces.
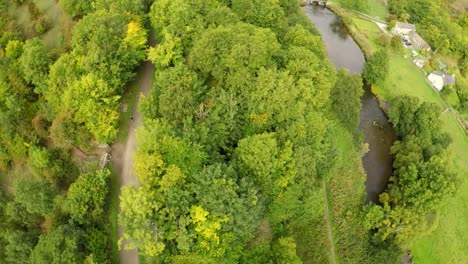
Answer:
xmin=283 ymin=24 xmax=326 ymax=58
xmin=272 ymin=237 xmax=302 ymax=264
xmin=30 ymin=225 xmax=84 ymax=264
xmin=63 ymin=169 xmax=110 ymax=225
xmin=150 ymin=0 xmax=221 ymax=52
xmin=189 ymin=23 xmax=280 ymax=81
xmin=147 ymin=33 xmax=183 ymax=69
xmin=135 ymin=119 xmax=207 ymax=176
xmin=231 ymin=0 xmax=285 ymax=32
xmin=46 ymin=54 xmax=79 ymax=116
xmin=5 ymin=40 xmax=23 ymax=59
xmin=28 ymin=146 xmax=50 ymax=169
xmin=119 ymin=186 xmax=166 ymax=256
xmin=331 ymin=69 xmax=364 ymax=130
xmin=14 ymin=180 xmax=56 ymax=217
xmin=64 ymin=74 xmax=120 ymax=143
xmin=362 ymin=49 xmax=389 ymax=85
xmin=336 ymin=0 xmax=368 ymax=11
xmin=236 ymin=133 xmax=295 ymax=198
xmin=19 ymin=38 xmax=50 ymax=93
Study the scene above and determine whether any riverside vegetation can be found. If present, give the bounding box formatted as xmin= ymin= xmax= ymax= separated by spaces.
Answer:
xmin=329 ymin=0 xmax=467 ymax=263
xmin=0 ymin=0 xmax=464 ymax=263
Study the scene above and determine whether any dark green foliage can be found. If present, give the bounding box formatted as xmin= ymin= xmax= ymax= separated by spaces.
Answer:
xmin=58 ymin=0 xmax=93 ymax=17
xmin=19 ymin=38 xmax=50 ymax=93
xmin=331 ymin=69 xmax=364 ymax=130
xmin=4 ymin=230 xmax=38 ymax=264
xmin=14 ymin=180 xmax=57 ymax=217
xmin=362 ymin=49 xmax=389 ymax=85
xmin=30 ymin=225 xmax=84 ymax=264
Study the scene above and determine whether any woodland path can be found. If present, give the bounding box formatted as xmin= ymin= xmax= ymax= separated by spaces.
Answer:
xmin=111 ymin=60 xmax=154 ymax=264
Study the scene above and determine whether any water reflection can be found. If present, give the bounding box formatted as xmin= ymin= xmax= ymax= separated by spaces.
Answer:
xmin=330 ymin=17 xmax=349 ymax=40
xmin=303 ymin=5 xmax=396 ymax=203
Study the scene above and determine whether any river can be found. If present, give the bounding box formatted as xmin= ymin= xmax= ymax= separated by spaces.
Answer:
xmin=303 ymin=5 xmax=395 ymax=203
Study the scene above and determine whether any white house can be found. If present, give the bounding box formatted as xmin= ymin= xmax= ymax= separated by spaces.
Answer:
xmin=392 ymin=22 xmax=416 ymax=36
xmin=427 ymin=71 xmax=455 ymax=91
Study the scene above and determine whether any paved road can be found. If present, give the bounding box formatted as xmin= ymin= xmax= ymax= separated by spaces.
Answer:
xmin=111 ymin=61 xmax=154 ymax=264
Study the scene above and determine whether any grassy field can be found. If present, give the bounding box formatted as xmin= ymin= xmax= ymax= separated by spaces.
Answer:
xmin=345 ymin=13 xmax=468 ymax=264
xmin=365 ymin=0 xmax=389 ymax=19
xmin=331 ymin=0 xmax=389 ymax=19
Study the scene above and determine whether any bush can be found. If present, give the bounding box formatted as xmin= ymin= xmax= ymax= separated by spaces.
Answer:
xmin=376 ymin=33 xmax=391 ymax=47
xmin=363 ymin=49 xmax=389 ymax=85
xmin=390 ymin=35 xmax=403 ymax=52
xmin=35 ymin=23 xmax=46 ymax=35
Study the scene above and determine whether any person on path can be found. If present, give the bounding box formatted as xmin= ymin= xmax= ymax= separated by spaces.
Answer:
xmin=130 ymin=116 xmax=134 ymax=121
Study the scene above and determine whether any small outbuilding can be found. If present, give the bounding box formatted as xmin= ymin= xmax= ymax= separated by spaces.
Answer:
xmin=427 ymin=71 xmax=455 ymax=91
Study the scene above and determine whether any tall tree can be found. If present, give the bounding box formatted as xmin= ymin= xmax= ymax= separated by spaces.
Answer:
xmin=331 ymin=69 xmax=364 ymax=130
xmin=362 ymin=49 xmax=389 ymax=85
xmin=19 ymin=38 xmax=50 ymax=93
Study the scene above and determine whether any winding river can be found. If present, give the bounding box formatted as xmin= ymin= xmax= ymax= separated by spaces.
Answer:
xmin=303 ymin=5 xmax=396 ymax=203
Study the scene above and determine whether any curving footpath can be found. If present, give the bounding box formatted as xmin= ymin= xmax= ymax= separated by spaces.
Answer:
xmin=111 ymin=60 xmax=154 ymax=264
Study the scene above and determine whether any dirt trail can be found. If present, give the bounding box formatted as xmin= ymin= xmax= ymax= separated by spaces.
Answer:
xmin=111 ymin=61 xmax=154 ymax=264
xmin=323 ymin=181 xmax=337 ymax=264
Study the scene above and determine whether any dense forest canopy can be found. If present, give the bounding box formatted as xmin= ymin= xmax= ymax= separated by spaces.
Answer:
xmin=120 ymin=0 xmax=344 ymax=262
xmin=0 ymin=0 xmax=463 ymax=263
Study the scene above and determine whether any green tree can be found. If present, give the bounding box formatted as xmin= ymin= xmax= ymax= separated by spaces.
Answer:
xmin=362 ymin=49 xmax=389 ymax=85
xmin=30 ymin=225 xmax=84 ymax=264
xmin=231 ymin=0 xmax=285 ymax=32
xmin=28 ymin=146 xmax=50 ymax=169
xmin=272 ymin=237 xmax=301 ymax=264
xmin=63 ymin=74 xmax=120 ymax=143
xmin=331 ymin=69 xmax=364 ymax=130
xmin=71 ymin=12 xmax=147 ymax=90
xmin=14 ymin=180 xmax=56 ymax=217
xmin=5 ymin=40 xmax=23 ymax=59
xmin=63 ymin=169 xmax=110 ymax=225
xmin=4 ymin=230 xmax=38 ymax=264
xmin=19 ymin=38 xmax=50 ymax=93
xmin=58 ymin=0 xmax=93 ymax=17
